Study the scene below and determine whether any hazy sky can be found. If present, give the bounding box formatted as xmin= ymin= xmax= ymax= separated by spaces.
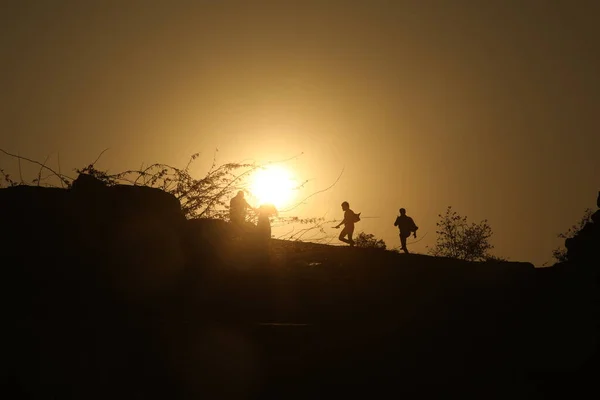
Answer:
xmin=1 ymin=1 xmax=599 ymax=265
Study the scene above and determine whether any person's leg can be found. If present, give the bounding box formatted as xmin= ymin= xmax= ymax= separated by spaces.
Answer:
xmin=400 ymin=234 xmax=409 ymax=253
xmin=339 ymin=226 xmax=350 ymax=244
xmin=348 ymin=225 xmax=355 ymax=246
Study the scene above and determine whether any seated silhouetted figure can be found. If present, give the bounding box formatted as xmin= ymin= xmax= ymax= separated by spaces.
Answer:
xmin=334 ymin=201 xmax=361 ymax=246
xmin=229 ymin=190 xmax=252 ymax=229
xmin=394 ymin=208 xmax=418 ymax=254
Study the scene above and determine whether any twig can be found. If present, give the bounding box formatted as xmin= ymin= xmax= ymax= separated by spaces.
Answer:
xmin=210 ymin=148 xmax=218 ymax=171
xmin=91 ymin=148 xmax=110 ymax=167
xmin=263 ymin=152 xmax=304 ymax=167
xmin=57 ymin=152 xmax=65 ymax=188
xmin=406 ymin=231 xmax=429 ymax=245
xmin=197 ymin=163 xmax=259 ymax=218
xmin=0 ymin=148 xmax=74 ymax=182
xmin=276 ymin=227 xmax=296 ymax=239
xmin=281 ymin=167 xmax=344 ymax=213
xmin=18 ymin=152 xmax=23 ymax=184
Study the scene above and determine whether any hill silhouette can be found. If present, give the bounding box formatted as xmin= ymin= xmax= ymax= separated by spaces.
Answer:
xmin=2 ymin=175 xmax=597 ymax=399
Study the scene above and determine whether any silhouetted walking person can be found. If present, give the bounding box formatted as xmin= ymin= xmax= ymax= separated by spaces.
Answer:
xmin=394 ymin=208 xmax=418 ymax=254
xmin=334 ymin=201 xmax=361 ymax=246
xmin=230 ymin=190 xmax=252 ymax=228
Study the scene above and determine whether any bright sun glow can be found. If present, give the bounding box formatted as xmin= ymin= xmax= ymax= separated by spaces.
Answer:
xmin=249 ymin=166 xmax=296 ymax=210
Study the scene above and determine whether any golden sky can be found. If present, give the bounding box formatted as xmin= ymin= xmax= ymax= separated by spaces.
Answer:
xmin=1 ymin=1 xmax=599 ymax=265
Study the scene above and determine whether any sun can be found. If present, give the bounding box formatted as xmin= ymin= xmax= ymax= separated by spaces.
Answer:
xmin=249 ymin=165 xmax=296 ymax=210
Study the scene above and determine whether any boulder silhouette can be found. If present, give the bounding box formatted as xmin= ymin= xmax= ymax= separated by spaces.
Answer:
xmin=1 ymin=174 xmax=191 ymax=397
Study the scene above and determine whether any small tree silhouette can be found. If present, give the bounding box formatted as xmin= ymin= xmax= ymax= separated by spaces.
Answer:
xmin=355 ymin=232 xmax=387 ymax=250
xmin=429 ymin=206 xmax=494 ymax=262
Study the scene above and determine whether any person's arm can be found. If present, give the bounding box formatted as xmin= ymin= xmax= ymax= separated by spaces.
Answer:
xmin=334 ymin=213 xmax=348 ymax=228
xmin=243 ymin=199 xmax=255 ymax=211
xmin=394 ymin=217 xmax=399 ymax=227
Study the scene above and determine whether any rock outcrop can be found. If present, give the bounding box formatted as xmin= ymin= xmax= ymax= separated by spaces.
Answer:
xmin=2 ymin=175 xmax=191 ymax=398
xmin=2 ymin=174 xmax=188 ymax=301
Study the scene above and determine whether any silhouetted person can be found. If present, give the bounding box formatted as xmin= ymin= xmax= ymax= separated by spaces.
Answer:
xmin=334 ymin=201 xmax=361 ymax=246
xmin=256 ymin=203 xmax=277 ymax=242
xmin=230 ymin=190 xmax=252 ymax=228
xmin=394 ymin=208 xmax=418 ymax=254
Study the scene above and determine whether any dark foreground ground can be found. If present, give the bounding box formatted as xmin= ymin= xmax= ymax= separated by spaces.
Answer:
xmin=2 ymin=183 xmax=597 ymax=399
xmin=6 ymin=236 xmax=597 ymax=399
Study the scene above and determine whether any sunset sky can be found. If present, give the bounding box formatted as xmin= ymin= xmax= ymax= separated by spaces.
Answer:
xmin=1 ymin=1 xmax=598 ymax=266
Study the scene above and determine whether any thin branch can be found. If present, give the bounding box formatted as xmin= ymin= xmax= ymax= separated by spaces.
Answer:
xmin=406 ymin=231 xmax=429 ymax=245
xmin=0 ymin=148 xmax=74 ymax=182
xmin=196 ymin=163 xmax=259 ymax=218
xmin=18 ymin=152 xmax=24 ymax=183
xmin=276 ymin=227 xmax=296 ymax=239
xmin=280 ymin=167 xmax=344 ymax=213
xmin=91 ymin=148 xmax=110 ymax=166
xmin=37 ymin=154 xmax=51 ymax=186
xmin=57 ymin=152 xmax=65 ymax=188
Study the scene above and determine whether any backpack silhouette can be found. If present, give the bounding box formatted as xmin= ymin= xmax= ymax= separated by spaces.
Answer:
xmin=353 ymin=212 xmax=361 ymax=222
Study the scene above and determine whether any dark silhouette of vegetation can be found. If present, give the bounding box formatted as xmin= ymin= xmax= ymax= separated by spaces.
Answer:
xmin=553 ymin=191 xmax=600 ymax=267
xmin=552 ymin=208 xmax=594 ymax=263
xmin=1 ymin=148 xmax=260 ymax=219
xmin=429 ymin=206 xmax=495 ymax=262
xmin=0 ymin=167 xmax=15 ymax=187
xmin=74 ymin=152 xmax=261 ymax=220
xmin=354 ymin=232 xmax=387 ymax=250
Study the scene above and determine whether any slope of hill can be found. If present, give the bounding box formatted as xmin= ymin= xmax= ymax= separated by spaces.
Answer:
xmin=2 ymin=178 xmax=597 ymax=399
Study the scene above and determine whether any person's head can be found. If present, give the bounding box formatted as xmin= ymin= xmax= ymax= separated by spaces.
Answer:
xmin=399 ymin=208 xmax=406 ymax=216
xmin=341 ymin=201 xmax=349 ymax=211
xmin=236 ymin=190 xmax=244 ymax=198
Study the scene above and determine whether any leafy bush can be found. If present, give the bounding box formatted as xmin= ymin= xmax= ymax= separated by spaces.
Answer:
xmin=428 ymin=206 xmax=494 ymax=262
xmin=355 ymin=232 xmax=387 ymax=250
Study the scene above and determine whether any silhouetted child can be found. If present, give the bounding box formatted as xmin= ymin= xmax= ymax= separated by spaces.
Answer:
xmin=394 ymin=208 xmax=418 ymax=253
xmin=334 ymin=201 xmax=361 ymax=246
